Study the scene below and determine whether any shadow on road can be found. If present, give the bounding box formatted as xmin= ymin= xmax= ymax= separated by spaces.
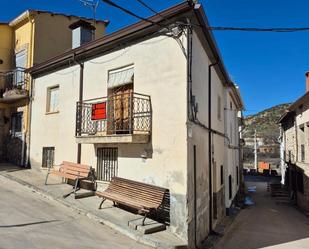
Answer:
xmin=0 ymin=220 xmax=60 ymax=228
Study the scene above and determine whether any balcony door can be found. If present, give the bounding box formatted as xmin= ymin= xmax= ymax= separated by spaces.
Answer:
xmin=107 ymin=83 xmax=133 ymax=134
xmin=107 ymin=65 xmax=134 ymax=135
xmin=15 ymin=49 xmax=27 ymax=86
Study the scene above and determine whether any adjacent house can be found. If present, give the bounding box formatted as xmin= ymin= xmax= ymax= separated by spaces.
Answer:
xmin=279 ymin=71 xmax=309 ymax=213
xmin=0 ymin=10 xmax=108 ymax=166
xmin=27 ymin=2 xmax=244 ymax=247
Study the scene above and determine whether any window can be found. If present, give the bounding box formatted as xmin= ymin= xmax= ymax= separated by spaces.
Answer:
xmin=230 ymin=101 xmax=232 ymax=110
xmin=230 ymin=123 xmax=233 ymax=144
xmin=11 ymin=112 xmax=23 ymax=137
xmin=236 ymin=166 xmax=239 ymax=185
xmin=42 ymin=147 xmax=55 ymax=168
xmin=47 ymin=86 xmax=59 ymax=113
xmin=229 ymin=175 xmax=232 ymax=199
xmin=217 ymin=95 xmax=221 ymax=120
xmin=15 ymin=49 xmax=27 ymax=85
xmin=220 ymin=165 xmax=224 ymax=185
xmin=97 ymin=148 xmax=118 ymax=181
xmin=301 ymin=144 xmax=305 ymax=162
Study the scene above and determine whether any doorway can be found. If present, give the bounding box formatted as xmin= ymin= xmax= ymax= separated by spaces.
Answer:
xmin=107 ymin=83 xmax=133 ymax=134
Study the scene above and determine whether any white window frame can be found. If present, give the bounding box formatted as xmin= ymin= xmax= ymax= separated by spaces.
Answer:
xmin=46 ymin=85 xmax=60 ymax=114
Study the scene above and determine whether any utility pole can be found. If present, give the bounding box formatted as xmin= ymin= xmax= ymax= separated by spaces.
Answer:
xmin=254 ymin=129 xmax=258 ymax=172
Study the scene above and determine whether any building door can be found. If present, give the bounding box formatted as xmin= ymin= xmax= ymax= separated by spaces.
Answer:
xmin=97 ymin=147 xmax=118 ymax=181
xmin=107 ymin=84 xmax=133 ymax=134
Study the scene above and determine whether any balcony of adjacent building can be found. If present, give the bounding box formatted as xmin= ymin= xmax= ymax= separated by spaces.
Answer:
xmin=0 ymin=68 xmax=29 ymax=105
xmin=75 ymin=92 xmax=152 ymax=144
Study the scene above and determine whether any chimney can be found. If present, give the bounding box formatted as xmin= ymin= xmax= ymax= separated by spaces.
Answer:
xmin=69 ymin=20 xmax=95 ymax=49
xmin=306 ymin=71 xmax=309 ymax=92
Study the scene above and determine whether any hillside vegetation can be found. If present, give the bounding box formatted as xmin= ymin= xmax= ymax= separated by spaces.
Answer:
xmin=244 ymin=103 xmax=290 ymax=139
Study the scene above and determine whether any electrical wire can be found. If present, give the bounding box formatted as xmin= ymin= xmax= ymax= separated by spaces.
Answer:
xmin=134 ymin=0 xmax=170 ymax=23
xmin=208 ymin=26 xmax=309 ymax=32
xmin=101 ymin=0 xmax=309 ymax=33
xmin=101 ymin=0 xmax=163 ymax=27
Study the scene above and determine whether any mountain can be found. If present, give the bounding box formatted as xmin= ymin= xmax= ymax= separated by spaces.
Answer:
xmin=243 ymin=103 xmax=291 ymax=139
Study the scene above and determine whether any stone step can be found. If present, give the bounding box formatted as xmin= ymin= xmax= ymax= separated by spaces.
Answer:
xmin=128 ymin=217 xmax=166 ymax=234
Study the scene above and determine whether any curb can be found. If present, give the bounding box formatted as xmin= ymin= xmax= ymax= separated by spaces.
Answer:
xmin=0 ymin=173 xmax=185 ymax=249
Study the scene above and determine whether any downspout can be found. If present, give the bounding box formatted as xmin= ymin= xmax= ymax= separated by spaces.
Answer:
xmin=25 ymin=13 xmax=35 ymax=167
xmin=73 ymin=54 xmax=84 ymax=164
xmin=208 ymin=60 xmax=218 ymax=234
xmin=186 ymin=25 xmax=198 ymax=248
xmin=186 ymin=24 xmax=202 ymax=249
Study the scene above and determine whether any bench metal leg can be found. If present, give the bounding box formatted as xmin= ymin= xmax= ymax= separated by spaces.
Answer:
xmin=142 ymin=213 xmax=148 ymax=226
xmin=45 ymin=172 xmax=50 ymax=185
xmin=74 ymin=178 xmax=79 ymax=196
xmin=98 ymin=198 xmax=106 ymax=209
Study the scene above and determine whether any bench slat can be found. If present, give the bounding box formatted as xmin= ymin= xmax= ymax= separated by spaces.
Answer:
xmin=111 ymin=181 xmax=167 ymax=195
xmin=51 ymin=171 xmax=82 ymax=180
xmin=96 ymin=191 xmax=159 ymax=209
xmin=63 ymin=169 xmax=89 ymax=177
xmin=103 ymin=190 xmax=162 ymax=207
xmin=63 ymin=161 xmax=91 ymax=170
xmin=62 ymin=165 xmax=91 ymax=174
xmin=106 ymin=185 xmax=164 ymax=203
xmin=112 ymin=177 xmax=167 ymax=192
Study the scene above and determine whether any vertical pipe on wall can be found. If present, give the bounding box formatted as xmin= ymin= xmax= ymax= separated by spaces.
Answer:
xmin=208 ymin=61 xmax=218 ymax=234
xmin=76 ymin=58 xmax=84 ymax=164
xmin=25 ymin=14 xmax=35 ymax=168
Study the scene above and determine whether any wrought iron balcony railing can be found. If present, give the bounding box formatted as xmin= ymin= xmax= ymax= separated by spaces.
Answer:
xmin=0 ymin=68 xmax=28 ymax=98
xmin=76 ymin=92 xmax=152 ymax=137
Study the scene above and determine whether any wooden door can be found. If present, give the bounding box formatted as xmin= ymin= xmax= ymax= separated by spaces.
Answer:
xmin=107 ymin=84 xmax=133 ymax=134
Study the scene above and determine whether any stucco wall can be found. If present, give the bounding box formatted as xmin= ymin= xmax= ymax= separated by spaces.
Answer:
xmin=187 ymin=30 xmax=227 ymax=247
xmin=0 ymin=24 xmax=14 ymax=72
xmin=295 ymin=101 xmax=309 ymax=165
xmin=14 ymin=20 xmax=33 ymax=67
xmin=30 ymin=34 xmax=188 ymax=240
xmin=225 ymin=91 xmax=240 ymax=208
xmin=30 ymin=65 xmax=80 ymax=167
xmin=33 ymin=13 xmax=106 ymax=65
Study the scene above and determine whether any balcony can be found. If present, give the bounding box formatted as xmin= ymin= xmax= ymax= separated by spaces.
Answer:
xmin=0 ymin=68 xmax=29 ymax=104
xmin=76 ymin=92 xmax=152 ymax=144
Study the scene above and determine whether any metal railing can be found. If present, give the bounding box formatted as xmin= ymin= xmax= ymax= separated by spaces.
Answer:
xmin=0 ymin=68 xmax=27 ymax=97
xmin=76 ymin=92 xmax=152 ymax=137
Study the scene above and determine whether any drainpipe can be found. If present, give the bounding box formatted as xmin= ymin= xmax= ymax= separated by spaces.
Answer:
xmin=24 ymin=13 xmax=35 ymax=167
xmin=186 ymin=25 xmax=199 ymax=248
xmin=73 ymin=54 xmax=84 ymax=164
xmin=208 ymin=60 xmax=218 ymax=234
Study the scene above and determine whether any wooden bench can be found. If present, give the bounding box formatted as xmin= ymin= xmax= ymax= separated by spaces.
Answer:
xmin=96 ymin=177 xmax=168 ymax=225
xmin=45 ymin=161 xmax=95 ymax=198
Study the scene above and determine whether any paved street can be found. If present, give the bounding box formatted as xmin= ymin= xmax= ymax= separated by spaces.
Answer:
xmin=216 ymin=176 xmax=309 ymax=249
xmin=0 ymin=175 xmax=149 ymax=249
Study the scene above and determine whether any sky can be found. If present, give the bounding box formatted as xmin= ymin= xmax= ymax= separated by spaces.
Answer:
xmin=1 ymin=0 xmax=309 ymax=116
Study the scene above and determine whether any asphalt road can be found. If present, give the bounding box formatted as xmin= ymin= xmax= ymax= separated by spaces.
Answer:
xmin=0 ymin=175 xmax=150 ymax=249
xmin=215 ymin=176 xmax=309 ymax=249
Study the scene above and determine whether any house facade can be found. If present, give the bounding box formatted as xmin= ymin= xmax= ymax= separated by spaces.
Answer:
xmin=27 ymin=2 xmax=244 ymax=247
xmin=0 ymin=10 xmax=108 ymax=166
xmin=279 ymin=72 xmax=309 ymax=212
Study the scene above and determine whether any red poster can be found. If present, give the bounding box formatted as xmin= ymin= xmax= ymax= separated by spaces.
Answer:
xmin=91 ymin=102 xmax=106 ymax=120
